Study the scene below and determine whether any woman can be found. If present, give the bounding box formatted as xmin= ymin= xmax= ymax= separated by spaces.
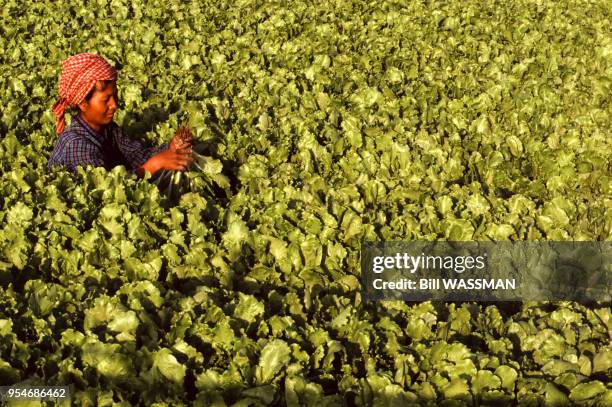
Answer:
xmin=47 ymin=53 xmax=192 ymax=177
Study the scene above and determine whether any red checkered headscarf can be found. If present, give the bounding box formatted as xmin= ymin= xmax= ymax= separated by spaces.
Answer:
xmin=51 ymin=53 xmax=117 ymax=134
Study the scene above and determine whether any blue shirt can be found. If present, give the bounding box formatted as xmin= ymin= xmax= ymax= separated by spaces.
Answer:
xmin=47 ymin=114 xmax=167 ymax=174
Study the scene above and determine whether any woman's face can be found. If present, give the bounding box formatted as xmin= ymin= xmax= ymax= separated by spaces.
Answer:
xmin=77 ymin=81 xmax=118 ymax=132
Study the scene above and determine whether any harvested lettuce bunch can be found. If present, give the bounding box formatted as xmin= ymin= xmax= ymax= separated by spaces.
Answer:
xmin=152 ymin=124 xmax=230 ymax=203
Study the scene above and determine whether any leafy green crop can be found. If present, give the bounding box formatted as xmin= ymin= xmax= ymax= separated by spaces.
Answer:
xmin=0 ymin=0 xmax=610 ymax=405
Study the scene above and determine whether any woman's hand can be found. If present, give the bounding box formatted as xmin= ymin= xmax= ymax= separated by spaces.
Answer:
xmin=136 ymin=148 xmax=193 ymax=177
xmin=136 ymin=125 xmax=194 ymax=178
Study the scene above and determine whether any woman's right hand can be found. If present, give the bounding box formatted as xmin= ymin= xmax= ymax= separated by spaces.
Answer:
xmin=137 ymin=148 xmax=193 ymax=177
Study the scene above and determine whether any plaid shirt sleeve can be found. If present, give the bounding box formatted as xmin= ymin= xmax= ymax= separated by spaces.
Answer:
xmin=48 ymin=135 xmax=106 ymax=173
xmin=110 ymin=124 xmax=169 ymax=169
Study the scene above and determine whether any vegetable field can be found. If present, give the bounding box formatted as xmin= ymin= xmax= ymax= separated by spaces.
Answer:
xmin=1 ymin=0 xmax=611 ymax=405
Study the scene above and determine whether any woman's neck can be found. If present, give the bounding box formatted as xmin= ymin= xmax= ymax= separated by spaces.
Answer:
xmin=78 ymin=112 xmax=103 ymax=134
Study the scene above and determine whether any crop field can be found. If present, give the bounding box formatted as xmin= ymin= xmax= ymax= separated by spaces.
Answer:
xmin=0 ymin=0 xmax=610 ymax=405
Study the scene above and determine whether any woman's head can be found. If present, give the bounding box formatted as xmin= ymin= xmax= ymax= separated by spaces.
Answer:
xmin=83 ymin=80 xmax=116 ymax=103
xmin=51 ymin=53 xmax=117 ymax=134
xmin=76 ymin=79 xmax=118 ymax=132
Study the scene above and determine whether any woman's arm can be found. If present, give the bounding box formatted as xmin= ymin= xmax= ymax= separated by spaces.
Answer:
xmin=111 ymin=123 xmax=193 ymax=177
xmin=135 ymin=148 xmax=193 ymax=177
